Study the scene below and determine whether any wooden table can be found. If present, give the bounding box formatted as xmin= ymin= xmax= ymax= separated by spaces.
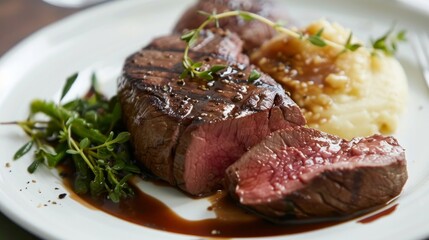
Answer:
xmin=0 ymin=0 xmax=83 ymax=238
xmin=0 ymin=0 xmax=81 ymax=56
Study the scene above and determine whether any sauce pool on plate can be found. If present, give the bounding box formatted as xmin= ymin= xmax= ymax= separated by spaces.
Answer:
xmin=64 ymin=177 xmax=341 ymax=238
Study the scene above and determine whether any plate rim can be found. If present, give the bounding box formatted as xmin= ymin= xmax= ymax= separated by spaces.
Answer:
xmin=0 ymin=0 xmax=428 ymax=239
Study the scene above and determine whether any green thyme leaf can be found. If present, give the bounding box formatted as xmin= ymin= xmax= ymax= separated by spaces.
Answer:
xmin=180 ymin=30 xmax=197 ymax=43
xmin=108 ymin=189 xmax=120 ymax=203
xmin=13 ymin=140 xmax=34 ymax=160
xmin=46 ymin=147 xmax=66 ymax=167
xmin=192 ymin=62 xmax=203 ymax=69
xmin=193 ymin=64 xmax=226 ymax=81
xmin=309 ymin=36 xmax=327 ymax=47
xmin=181 ymin=29 xmax=200 ymax=47
xmin=60 ymin=73 xmax=78 ymax=102
xmin=397 ymin=30 xmax=407 ymax=41
xmin=90 ymin=166 xmax=105 ymax=197
xmin=209 ymin=65 xmax=226 ymax=73
xmin=371 ymin=27 xmax=406 ymax=56
xmin=79 ymin=138 xmax=90 ymax=149
xmin=308 ymin=28 xmax=327 ymax=47
xmin=196 ymin=71 xmax=214 ymax=80
xmin=113 ymin=132 xmax=130 ymax=144
xmin=248 ymin=69 xmax=261 ymax=83
xmin=72 ymin=155 xmax=90 ymax=194
xmin=188 ymin=31 xmax=200 ymax=47
xmin=344 ymin=32 xmax=362 ymax=52
xmin=180 ymin=69 xmax=189 ymax=79
xmin=66 ymin=149 xmax=80 ymax=155
xmin=27 ymin=158 xmax=41 ymax=173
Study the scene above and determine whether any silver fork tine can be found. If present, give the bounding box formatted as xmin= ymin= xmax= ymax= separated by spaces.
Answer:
xmin=414 ymin=32 xmax=429 ymax=88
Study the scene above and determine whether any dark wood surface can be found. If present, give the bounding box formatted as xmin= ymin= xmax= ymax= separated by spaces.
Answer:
xmin=0 ymin=0 xmax=80 ymax=56
xmin=0 ymin=0 xmax=82 ymax=238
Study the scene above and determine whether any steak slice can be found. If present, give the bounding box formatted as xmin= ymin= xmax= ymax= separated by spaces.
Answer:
xmin=225 ymin=126 xmax=407 ymax=223
xmin=173 ymin=0 xmax=279 ymax=52
xmin=118 ymin=29 xmax=306 ymax=196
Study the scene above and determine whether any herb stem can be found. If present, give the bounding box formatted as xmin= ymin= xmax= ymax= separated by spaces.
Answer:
xmin=181 ymin=10 xmax=349 ymax=80
xmin=0 ymin=121 xmax=19 ymax=125
xmin=88 ymin=140 xmax=113 ymax=151
xmin=107 ymin=168 xmax=120 ymax=185
xmin=242 ymin=12 xmax=344 ymax=50
xmin=67 ymin=126 xmax=96 ymax=174
xmin=18 ymin=121 xmax=35 ymax=138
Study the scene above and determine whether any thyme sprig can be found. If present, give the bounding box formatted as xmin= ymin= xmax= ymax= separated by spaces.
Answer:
xmin=372 ymin=27 xmax=406 ymax=56
xmin=5 ymin=73 xmax=140 ymax=203
xmin=180 ymin=11 xmax=407 ymax=82
xmin=248 ymin=69 xmax=261 ymax=83
xmin=180 ymin=10 xmax=361 ymax=81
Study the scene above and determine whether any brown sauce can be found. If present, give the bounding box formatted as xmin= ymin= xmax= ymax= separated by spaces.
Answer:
xmin=358 ymin=204 xmax=398 ymax=224
xmin=59 ymin=159 xmax=399 ymax=238
xmin=252 ymin=36 xmax=347 ymax=126
xmin=63 ymin=175 xmax=340 ymax=238
xmin=207 ymin=190 xmax=258 ymax=222
xmin=253 ymin=36 xmax=339 ymax=86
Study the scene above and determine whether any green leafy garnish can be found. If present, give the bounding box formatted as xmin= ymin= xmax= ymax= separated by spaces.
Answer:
xmin=60 ymin=73 xmax=78 ymax=101
xmin=179 ymin=10 xmax=407 ymax=82
xmin=180 ymin=29 xmax=199 ymax=47
xmin=179 ymin=11 xmax=366 ymax=82
xmin=308 ymin=28 xmax=327 ymax=47
xmin=371 ymin=28 xmax=407 ymax=56
xmin=180 ymin=29 xmax=227 ymax=81
xmin=7 ymin=73 xmax=140 ymax=203
xmin=13 ymin=140 xmax=34 ymax=160
xmin=197 ymin=65 xmax=227 ymax=80
xmin=248 ymin=69 xmax=261 ymax=83
xmin=344 ymin=32 xmax=362 ymax=52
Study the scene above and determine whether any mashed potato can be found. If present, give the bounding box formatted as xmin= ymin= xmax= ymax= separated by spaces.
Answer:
xmin=252 ymin=19 xmax=408 ymax=139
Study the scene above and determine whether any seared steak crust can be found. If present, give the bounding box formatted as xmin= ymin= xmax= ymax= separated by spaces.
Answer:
xmin=118 ymin=30 xmax=305 ymax=195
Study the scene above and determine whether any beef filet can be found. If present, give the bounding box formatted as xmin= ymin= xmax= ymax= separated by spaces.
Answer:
xmin=225 ymin=126 xmax=407 ymax=223
xmin=173 ymin=0 xmax=279 ymax=52
xmin=118 ymin=29 xmax=306 ymax=196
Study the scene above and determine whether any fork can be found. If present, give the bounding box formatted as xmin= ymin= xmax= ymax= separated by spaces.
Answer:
xmin=413 ymin=32 xmax=429 ymax=88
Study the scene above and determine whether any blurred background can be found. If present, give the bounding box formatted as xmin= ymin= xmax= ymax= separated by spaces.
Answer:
xmin=0 ymin=0 xmax=87 ymax=56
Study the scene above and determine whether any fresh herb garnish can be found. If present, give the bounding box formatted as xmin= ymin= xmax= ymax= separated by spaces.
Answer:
xmin=60 ymin=73 xmax=78 ymax=101
xmin=248 ymin=69 xmax=261 ymax=83
xmin=180 ymin=11 xmax=407 ymax=82
xmin=4 ymin=73 xmax=140 ymax=203
xmin=180 ymin=10 xmax=363 ymax=81
xmin=308 ymin=28 xmax=327 ymax=47
xmin=371 ymin=27 xmax=407 ymax=56
xmin=344 ymin=32 xmax=363 ymax=52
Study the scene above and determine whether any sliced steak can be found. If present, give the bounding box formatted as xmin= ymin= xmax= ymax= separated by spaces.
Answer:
xmin=118 ymin=29 xmax=306 ymax=196
xmin=225 ymin=126 xmax=407 ymax=223
xmin=173 ymin=0 xmax=279 ymax=52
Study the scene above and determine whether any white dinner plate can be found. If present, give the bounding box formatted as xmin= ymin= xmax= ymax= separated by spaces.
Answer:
xmin=0 ymin=0 xmax=429 ymax=239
